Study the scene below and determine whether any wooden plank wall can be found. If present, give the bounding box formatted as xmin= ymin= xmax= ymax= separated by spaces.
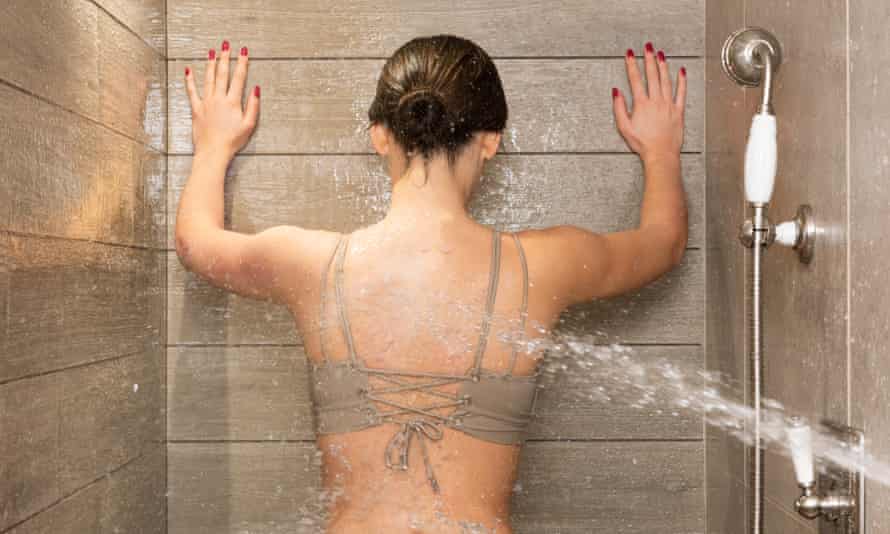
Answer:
xmin=0 ymin=1 xmax=167 ymax=532
xmin=165 ymin=1 xmax=706 ymax=532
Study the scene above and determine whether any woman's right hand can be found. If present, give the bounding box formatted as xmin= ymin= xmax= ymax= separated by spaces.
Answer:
xmin=612 ymin=43 xmax=687 ymax=164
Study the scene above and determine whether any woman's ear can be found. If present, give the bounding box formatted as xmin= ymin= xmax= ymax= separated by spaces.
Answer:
xmin=479 ymin=131 xmax=502 ymax=161
xmin=370 ymin=124 xmax=391 ymax=156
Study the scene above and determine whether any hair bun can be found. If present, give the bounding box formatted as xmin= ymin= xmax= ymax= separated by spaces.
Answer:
xmin=394 ymin=90 xmax=449 ymax=157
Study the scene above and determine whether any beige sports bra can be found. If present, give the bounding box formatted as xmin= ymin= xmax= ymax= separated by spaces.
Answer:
xmin=308 ymin=229 xmax=540 ymax=493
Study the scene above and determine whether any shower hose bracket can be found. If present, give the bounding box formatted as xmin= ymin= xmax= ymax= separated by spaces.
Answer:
xmin=739 ymin=204 xmax=815 ymax=264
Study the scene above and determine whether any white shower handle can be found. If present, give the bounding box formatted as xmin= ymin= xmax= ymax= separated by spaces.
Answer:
xmin=744 ymin=113 xmax=777 ymax=205
xmin=787 ymin=419 xmax=815 ymax=488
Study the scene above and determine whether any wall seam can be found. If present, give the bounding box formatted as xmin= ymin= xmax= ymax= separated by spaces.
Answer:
xmin=845 ymin=0 xmax=852 ymax=430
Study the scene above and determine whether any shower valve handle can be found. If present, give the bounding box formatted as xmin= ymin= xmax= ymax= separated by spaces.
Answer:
xmin=787 ymin=418 xmax=815 ymax=488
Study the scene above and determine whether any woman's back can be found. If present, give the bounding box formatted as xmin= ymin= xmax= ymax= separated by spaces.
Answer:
xmin=286 ymin=219 xmax=559 ymax=533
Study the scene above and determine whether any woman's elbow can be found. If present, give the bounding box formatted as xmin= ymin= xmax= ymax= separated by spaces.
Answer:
xmin=174 ymin=231 xmax=199 ymax=272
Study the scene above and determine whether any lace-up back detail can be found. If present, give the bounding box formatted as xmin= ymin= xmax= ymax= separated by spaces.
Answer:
xmin=308 ymin=229 xmax=540 ymax=493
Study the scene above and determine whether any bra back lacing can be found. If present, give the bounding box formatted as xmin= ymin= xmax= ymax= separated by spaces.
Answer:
xmin=317 ymin=229 xmax=529 ymax=493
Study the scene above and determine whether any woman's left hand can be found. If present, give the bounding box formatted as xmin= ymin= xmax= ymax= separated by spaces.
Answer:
xmin=185 ymin=41 xmax=260 ymax=160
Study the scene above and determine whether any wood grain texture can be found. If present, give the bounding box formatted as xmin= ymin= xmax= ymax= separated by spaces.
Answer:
xmin=0 ymin=351 xmax=164 ymax=531
xmin=166 ymin=0 xmax=704 ymax=59
xmin=0 ymin=0 xmax=99 ymax=123
xmin=0 ymin=0 xmax=165 ymax=149
xmin=0 ymin=84 xmax=165 ymax=248
xmin=167 ymin=250 xmax=702 ymax=345
xmin=9 ymin=444 xmax=166 ymax=534
xmin=0 ymin=235 xmax=164 ymax=383
xmin=166 ymin=154 xmax=704 ymax=248
xmin=167 ymin=59 xmax=704 ymax=154
xmin=560 ymin=250 xmax=704 ymax=344
xmin=93 ymin=0 xmax=166 ymax=52
xmin=167 ymin=346 xmax=313 ymax=441
xmin=166 ymin=345 xmax=701 ymax=441
xmin=98 ymin=10 xmax=167 ymax=149
xmin=166 ymin=440 xmax=703 ymax=534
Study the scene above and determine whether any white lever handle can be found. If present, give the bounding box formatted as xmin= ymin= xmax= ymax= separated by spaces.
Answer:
xmin=787 ymin=419 xmax=815 ymax=488
xmin=744 ymin=113 xmax=777 ymax=204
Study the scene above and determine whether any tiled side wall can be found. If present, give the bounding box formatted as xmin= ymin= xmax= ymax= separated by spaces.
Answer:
xmin=707 ymin=1 xmax=890 ymax=532
xmin=164 ymin=1 xmax=707 ymax=532
xmin=0 ymin=1 xmax=167 ymax=532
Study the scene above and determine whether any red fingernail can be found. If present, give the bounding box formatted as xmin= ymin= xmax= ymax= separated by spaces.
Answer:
xmin=185 ymin=67 xmax=190 ymax=76
xmin=209 ymin=49 xmax=216 ymax=60
xmin=680 ymin=66 xmax=687 ymax=76
xmin=626 ymin=48 xmax=634 ymax=58
xmin=222 ymin=40 xmax=230 ymax=52
xmin=240 ymin=46 xmax=248 ymax=56
xmin=612 ymin=87 xmax=619 ymax=99
xmin=254 ymin=86 xmax=261 ymax=97
xmin=645 ymin=42 xmax=654 ymax=53
xmin=657 ymin=50 xmax=666 ymax=62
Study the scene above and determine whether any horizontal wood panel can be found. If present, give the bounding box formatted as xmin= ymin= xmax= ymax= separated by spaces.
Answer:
xmin=563 ymin=250 xmax=704 ymax=344
xmin=0 ymin=84 xmax=165 ymax=248
xmin=167 ymin=249 xmax=702 ymax=345
xmin=167 ymin=346 xmax=313 ymax=440
xmin=167 ymin=59 xmax=703 ymax=154
xmin=0 ymin=351 xmax=164 ymax=530
xmin=9 ymin=444 xmax=166 ymax=534
xmin=166 ymin=345 xmax=701 ymax=441
xmin=0 ymin=0 xmax=165 ymax=149
xmin=0 ymin=234 xmax=164 ymax=382
xmin=167 ymin=440 xmax=702 ymax=533
xmin=94 ymin=0 xmax=166 ymax=52
xmin=167 ymin=0 xmax=704 ymax=58
xmin=166 ymin=251 xmax=704 ymax=342
xmin=166 ymin=154 xmax=704 ymax=248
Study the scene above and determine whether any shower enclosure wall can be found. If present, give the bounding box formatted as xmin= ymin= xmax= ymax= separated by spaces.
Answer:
xmin=0 ymin=0 xmax=167 ymax=532
xmin=4 ymin=1 xmax=709 ymax=533
xmin=706 ymin=1 xmax=890 ymax=532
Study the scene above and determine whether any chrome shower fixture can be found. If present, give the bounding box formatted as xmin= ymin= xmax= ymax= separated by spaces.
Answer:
xmin=787 ymin=418 xmax=864 ymax=533
xmin=722 ymin=27 xmax=783 ymax=113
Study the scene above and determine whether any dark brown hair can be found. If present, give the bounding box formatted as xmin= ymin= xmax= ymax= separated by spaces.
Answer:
xmin=368 ymin=35 xmax=508 ymax=162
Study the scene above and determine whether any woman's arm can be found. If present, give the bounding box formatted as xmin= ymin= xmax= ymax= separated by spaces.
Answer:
xmin=175 ymin=42 xmax=317 ymax=303
xmin=529 ymin=43 xmax=688 ymax=305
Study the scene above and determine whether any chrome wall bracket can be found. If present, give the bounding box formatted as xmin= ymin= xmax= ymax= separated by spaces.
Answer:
xmin=722 ymin=27 xmax=783 ymax=87
xmin=739 ymin=204 xmax=815 ymax=264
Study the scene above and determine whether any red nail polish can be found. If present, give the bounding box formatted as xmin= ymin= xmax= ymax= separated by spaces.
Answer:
xmin=645 ymin=42 xmax=654 ymax=53
xmin=626 ymin=48 xmax=634 ymax=58
xmin=680 ymin=66 xmax=687 ymax=76
xmin=240 ymin=46 xmax=248 ymax=56
xmin=185 ymin=67 xmax=190 ymax=76
xmin=222 ymin=41 xmax=230 ymax=52
xmin=657 ymin=50 xmax=666 ymax=62
xmin=254 ymin=86 xmax=261 ymax=98
xmin=612 ymin=87 xmax=619 ymax=99
xmin=208 ymin=49 xmax=216 ymax=60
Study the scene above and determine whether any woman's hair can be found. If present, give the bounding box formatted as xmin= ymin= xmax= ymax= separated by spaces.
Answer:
xmin=368 ymin=35 xmax=508 ymax=162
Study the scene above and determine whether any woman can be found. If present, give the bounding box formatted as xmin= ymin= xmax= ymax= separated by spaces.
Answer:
xmin=176 ymin=35 xmax=687 ymax=533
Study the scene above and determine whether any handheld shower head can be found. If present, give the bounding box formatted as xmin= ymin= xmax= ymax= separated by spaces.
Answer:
xmin=723 ymin=28 xmax=783 ymax=204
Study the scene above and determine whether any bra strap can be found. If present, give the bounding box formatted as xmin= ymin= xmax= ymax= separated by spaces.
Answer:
xmin=471 ymin=230 xmax=501 ymax=377
xmin=507 ymin=233 xmax=529 ymax=375
xmin=318 ymin=236 xmax=344 ymax=362
xmin=333 ymin=234 xmax=360 ymax=366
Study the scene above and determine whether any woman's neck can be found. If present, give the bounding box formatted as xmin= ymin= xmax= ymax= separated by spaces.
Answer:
xmin=384 ymin=158 xmax=477 ymax=227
